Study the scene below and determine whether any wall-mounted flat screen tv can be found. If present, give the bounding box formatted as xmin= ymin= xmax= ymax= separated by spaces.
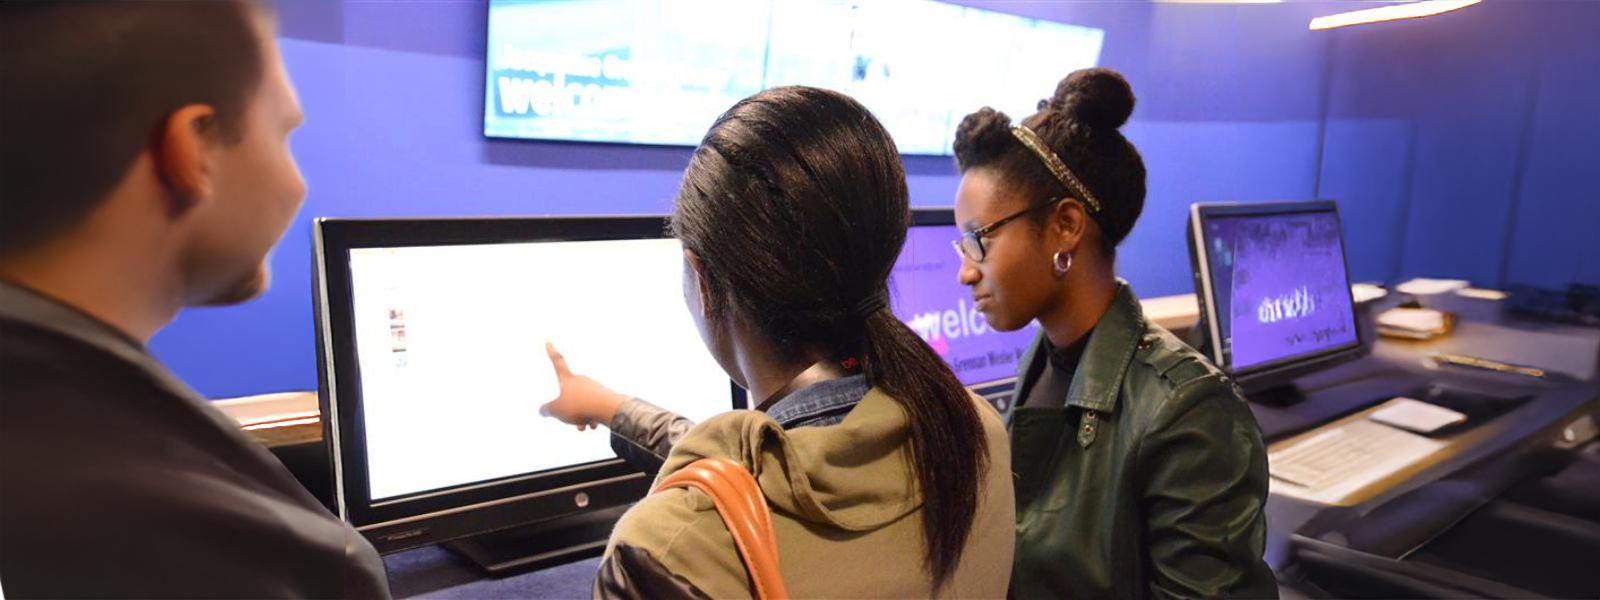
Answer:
xmin=484 ymin=0 xmax=1104 ymax=155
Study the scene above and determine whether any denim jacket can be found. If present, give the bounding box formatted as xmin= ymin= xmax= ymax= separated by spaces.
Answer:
xmin=608 ymin=375 xmax=869 ymax=476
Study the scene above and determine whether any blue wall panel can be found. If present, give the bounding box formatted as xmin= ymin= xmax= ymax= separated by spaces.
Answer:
xmin=1503 ymin=39 xmax=1600 ymax=288
xmin=1121 ymin=121 xmax=1322 ymax=297
xmin=1322 ymin=0 xmax=1600 ymax=288
xmin=1315 ymin=119 xmax=1413 ymax=285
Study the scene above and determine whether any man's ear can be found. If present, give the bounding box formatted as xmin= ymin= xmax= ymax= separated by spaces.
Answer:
xmin=1048 ymin=197 xmax=1089 ymax=253
xmin=151 ymin=104 xmax=220 ymax=218
xmin=684 ymin=248 xmax=714 ymax=320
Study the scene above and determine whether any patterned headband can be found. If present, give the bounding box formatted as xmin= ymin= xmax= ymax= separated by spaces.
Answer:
xmin=1009 ymin=125 xmax=1102 ymax=214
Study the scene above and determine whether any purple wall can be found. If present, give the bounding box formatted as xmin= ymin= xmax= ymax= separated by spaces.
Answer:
xmin=151 ymin=0 xmax=1600 ymax=399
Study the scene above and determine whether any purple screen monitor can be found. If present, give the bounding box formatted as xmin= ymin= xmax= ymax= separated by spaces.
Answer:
xmin=1200 ymin=207 xmax=1358 ymax=372
xmin=889 ymin=216 xmax=1040 ymax=386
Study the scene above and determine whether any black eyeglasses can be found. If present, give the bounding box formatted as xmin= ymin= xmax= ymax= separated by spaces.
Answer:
xmin=952 ymin=197 xmax=1067 ymax=263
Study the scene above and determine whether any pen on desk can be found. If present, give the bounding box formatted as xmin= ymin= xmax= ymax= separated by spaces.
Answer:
xmin=1424 ymin=352 xmax=1546 ymax=379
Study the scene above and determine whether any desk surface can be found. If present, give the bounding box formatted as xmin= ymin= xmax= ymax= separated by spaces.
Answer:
xmin=385 ymin=547 xmax=597 ymax=598
xmin=1256 ymin=292 xmax=1600 ymax=577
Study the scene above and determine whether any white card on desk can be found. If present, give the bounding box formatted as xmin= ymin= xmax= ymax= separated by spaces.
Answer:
xmin=1456 ymin=287 xmax=1508 ymax=301
xmin=1377 ymin=307 xmax=1447 ymax=332
xmin=1369 ymin=397 xmax=1467 ymax=434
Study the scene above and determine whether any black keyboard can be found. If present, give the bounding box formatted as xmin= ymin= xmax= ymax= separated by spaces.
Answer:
xmin=1506 ymin=284 xmax=1600 ymax=326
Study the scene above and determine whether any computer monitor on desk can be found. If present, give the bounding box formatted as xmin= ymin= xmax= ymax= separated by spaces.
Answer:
xmin=1187 ymin=201 xmax=1365 ymax=405
xmin=895 ymin=209 xmax=1041 ymax=412
xmin=312 ymin=216 xmax=742 ymax=574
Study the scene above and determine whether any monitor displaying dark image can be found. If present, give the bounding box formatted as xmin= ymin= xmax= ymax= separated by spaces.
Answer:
xmin=1189 ymin=201 xmax=1362 ymax=386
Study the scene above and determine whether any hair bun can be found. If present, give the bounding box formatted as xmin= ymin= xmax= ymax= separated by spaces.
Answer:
xmin=1049 ymin=68 xmax=1135 ymax=130
xmin=953 ymin=106 xmax=1013 ymax=172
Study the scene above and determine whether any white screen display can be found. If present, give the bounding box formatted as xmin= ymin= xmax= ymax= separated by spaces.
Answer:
xmin=347 ymin=239 xmax=733 ymax=501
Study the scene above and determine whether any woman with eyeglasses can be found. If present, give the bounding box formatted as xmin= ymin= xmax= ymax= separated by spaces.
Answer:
xmin=540 ymin=86 xmax=1014 ymax=598
xmin=952 ymin=68 xmax=1277 ymax=598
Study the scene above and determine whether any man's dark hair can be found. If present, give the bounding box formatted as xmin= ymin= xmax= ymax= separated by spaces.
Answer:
xmin=672 ymin=86 xmax=988 ymax=589
xmin=953 ymin=68 xmax=1147 ymax=257
xmin=0 ymin=1 xmax=267 ymax=256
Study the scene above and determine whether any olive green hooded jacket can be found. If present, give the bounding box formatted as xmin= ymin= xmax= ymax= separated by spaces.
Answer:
xmin=597 ymin=389 xmax=1015 ymax=598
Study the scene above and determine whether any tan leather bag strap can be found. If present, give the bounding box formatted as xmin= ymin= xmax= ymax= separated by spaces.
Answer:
xmin=653 ymin=457 xmax=790 ymax=600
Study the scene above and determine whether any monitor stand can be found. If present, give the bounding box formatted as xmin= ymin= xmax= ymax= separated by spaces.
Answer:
xmin=1249 ymin=383 xmax=1308 ymax=407
xmin=442 ymin=502 xmax=632 ymax=576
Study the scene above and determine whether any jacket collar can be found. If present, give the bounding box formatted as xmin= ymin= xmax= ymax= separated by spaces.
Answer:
xmin=0 ymin=279 xmax=146 ymax=359
xmin=764 ymin=374 xmax=869 ymax=429
xmin=0 ymin=280 xmax=255 ymax=447
xmin=0 ymin=280 xmax=204 ymax=403
xmin=1015 ymin=280 xmax=1147 ymax=415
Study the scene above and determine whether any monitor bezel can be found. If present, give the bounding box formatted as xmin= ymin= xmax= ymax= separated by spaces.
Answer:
xmin=911 ymin=206 xmax=955 ymax=228
xmin=1187 ymin=200 xmax=1366 ymax=391
xmin=312 ymin=215 xmax=744 ymax=544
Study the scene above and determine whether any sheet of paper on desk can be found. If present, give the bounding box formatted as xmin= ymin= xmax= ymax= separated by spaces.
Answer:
xmin=1352 ymin=283 xmax=1388 ymax=304
xmin=1396 ymin=278 xmax=1470 ymax=296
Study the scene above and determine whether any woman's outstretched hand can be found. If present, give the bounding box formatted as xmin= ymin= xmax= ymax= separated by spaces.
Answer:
xmin=539 ymin=342 xmax=627 ymax=431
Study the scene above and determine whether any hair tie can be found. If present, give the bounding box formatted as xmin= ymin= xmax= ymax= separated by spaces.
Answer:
xmin=852 ymin=293 xmax=888 ymax=319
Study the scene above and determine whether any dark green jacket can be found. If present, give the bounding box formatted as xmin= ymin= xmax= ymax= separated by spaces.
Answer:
xmin=1006 ymin=282 xmax=1277 ymax=599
